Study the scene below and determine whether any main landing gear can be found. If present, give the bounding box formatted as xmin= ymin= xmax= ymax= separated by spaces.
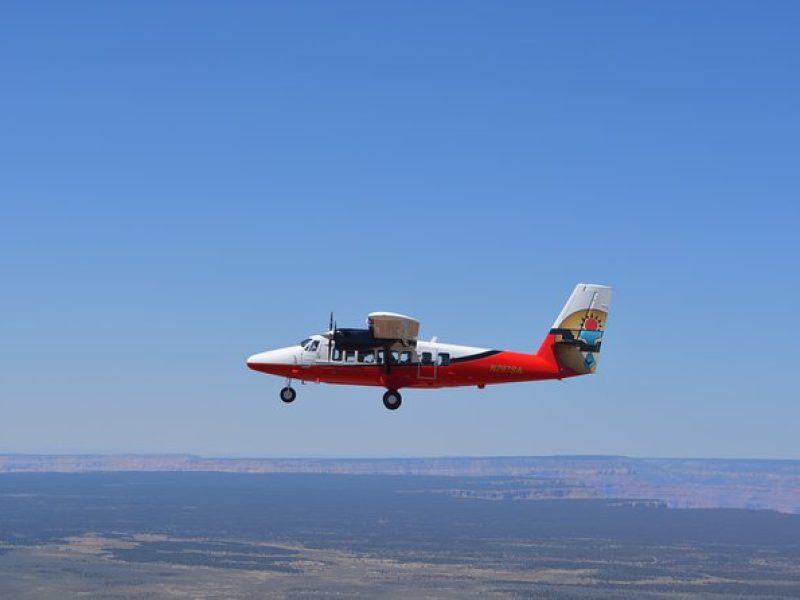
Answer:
xmin=382 ymin=389 xmax=402 ymax=411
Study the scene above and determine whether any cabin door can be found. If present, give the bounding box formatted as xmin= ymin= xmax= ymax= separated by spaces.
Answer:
xmin=417 ymin=350 xmax=438 ymax=380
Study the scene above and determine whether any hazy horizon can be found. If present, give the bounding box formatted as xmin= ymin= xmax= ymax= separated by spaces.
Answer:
xmin=3 ymin=451 xmax=800 ymax=462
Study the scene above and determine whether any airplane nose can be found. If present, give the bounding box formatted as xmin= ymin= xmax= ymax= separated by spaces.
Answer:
xmin=246 ymin=352 xmax=266 ymax=370
xmin=246 ymin=349 xmax=289 ymax=370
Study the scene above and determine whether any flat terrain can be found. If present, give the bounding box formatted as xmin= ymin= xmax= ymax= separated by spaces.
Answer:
xmin=1 ymin=472 xmax=799 ymax=599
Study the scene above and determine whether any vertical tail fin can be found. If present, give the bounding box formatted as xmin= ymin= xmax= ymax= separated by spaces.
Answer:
xmin=537 ymin=283 xmax=612 ymax=376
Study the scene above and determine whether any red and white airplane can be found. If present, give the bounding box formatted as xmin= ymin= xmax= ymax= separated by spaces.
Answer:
xmin=247 ymin=283 xmax=611 ymax=410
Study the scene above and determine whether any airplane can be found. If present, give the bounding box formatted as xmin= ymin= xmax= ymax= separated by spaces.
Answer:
xmin=246 ymin=283 xmax=612 ymax=410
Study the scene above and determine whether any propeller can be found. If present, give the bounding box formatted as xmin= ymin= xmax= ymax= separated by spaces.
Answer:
xmin=327 ymin=311 xmax=337 ymax=360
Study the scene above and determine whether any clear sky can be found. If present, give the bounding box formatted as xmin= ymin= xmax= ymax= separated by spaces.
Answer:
xmin=1 ymin=2 xmax=798 ymax=458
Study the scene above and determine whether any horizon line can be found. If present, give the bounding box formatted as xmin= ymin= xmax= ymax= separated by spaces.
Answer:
xmin=1 ymin=452 xmax=799 ymax=463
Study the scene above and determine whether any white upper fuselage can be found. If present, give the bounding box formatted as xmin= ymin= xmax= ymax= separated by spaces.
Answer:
xmin=247 ymin=335 xmax=490 ymax=369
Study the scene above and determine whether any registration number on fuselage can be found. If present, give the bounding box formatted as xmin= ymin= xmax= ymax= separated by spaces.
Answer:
xmin=489 ymin=365 xmax=523 ymax=375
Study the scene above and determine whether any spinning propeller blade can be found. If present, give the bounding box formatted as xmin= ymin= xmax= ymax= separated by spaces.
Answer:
xmin=327 ymin=312 xmax=336 ymax=360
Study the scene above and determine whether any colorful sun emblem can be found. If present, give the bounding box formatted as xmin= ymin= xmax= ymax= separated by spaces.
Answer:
xmin=577 ymin=313 xmax=604 ymax=348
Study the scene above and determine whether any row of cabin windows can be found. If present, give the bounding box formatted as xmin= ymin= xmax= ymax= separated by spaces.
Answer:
xmin=330 ymin=348 xmax=450 ymax=366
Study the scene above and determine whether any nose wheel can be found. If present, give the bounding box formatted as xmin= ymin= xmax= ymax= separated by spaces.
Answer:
xmin=280 ymin=386 xmax=296 ymax=403
xmin=382 ymin=389 xmax=402 ymax=410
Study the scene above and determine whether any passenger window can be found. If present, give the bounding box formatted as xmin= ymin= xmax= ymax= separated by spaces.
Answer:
xmin=332 ymin=348 xmax=343 ymax=361
xmin=376 ymin=350 xmax=385 ymax=364
xmin=399 ymin=351 xmax=412 ymax=364
xmin=345 ymin=350 xmax=356 ymax=363
xmin=420 ymin=352 xmax=433 ymax=366
xmin=390 ymin=351 xmax=399 ymax=363
xmin=438 ymin=353 xmax=451 ymax=366
xmin=359 ymin=350 xmax=375 ymax=364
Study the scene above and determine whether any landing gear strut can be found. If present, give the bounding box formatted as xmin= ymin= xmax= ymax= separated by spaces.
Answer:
xmin=280 ymin=386 xmax=296 ymax=403
xmin=382 ymin=389 xmax=402 ymax=410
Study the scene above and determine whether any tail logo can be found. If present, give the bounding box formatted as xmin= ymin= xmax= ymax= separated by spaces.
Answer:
xmin=577 ymin=315 xmax=604 ymax=349
xmin=553 ymin=311 xmax=605 ymax=352
xmin=551 ymin=310 xmax=608 ymax=374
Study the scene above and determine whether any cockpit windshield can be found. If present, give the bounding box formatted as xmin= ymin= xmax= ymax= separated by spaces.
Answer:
xmin=300 ymin=338 xmax=319 ymax=352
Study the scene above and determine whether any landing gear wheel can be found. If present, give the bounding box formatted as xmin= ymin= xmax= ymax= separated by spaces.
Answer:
xmin=280 ymin=386 xmax=296 ymax=403
xmin=382 ymin=389 xmax=402 ymax=410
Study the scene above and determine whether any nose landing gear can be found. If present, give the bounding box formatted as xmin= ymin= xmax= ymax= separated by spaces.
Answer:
xmin=382 ymin=389 xmax=402 ymax=410
xmin=280 ymin=385 xmax=296 ymax=403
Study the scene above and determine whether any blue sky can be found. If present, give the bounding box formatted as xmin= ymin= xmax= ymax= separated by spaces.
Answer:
xmin=1 ymin=1 xmax=798 ymax=458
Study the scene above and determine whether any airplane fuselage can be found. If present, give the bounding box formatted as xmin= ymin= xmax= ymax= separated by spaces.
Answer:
xmin=247 ymin=336 xmax=567 ymax=390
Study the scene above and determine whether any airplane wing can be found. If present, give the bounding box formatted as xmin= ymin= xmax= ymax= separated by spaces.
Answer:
xmin=368 ymin=312 xmax=420 ymax=345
